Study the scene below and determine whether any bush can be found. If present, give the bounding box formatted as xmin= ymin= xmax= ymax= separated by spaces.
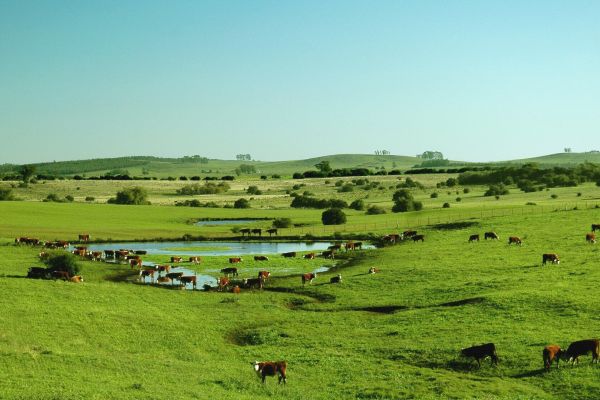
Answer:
xmin=0 ymin=188 xmax=15 ymax=201
xmin=349 ymin=199 xmax=365 ymax=210
xmin=430 ymin=192 xmax=438 ymax=198
xmin=366 ymin=205 xmax=386 ymax=215
xmin=108 ymin=187 xmax=150 ymax=205
xmin=290 ymin=195 xmax=348 ymax=209
xmin=85 ymin=196 xmax=95 ymax=202
xmin=446 ymin=178 xmax=458 ymax=187
xmin=339 ymin=183 xmax=354 ymax=193
xmin=443 ymin=202 xmax=450 ymax=208
xmin=65 ymin=195 xmax=74 ymax=202
xmin=455 ymin=197 xmax=461 ymax=202
xmin=234 ymin=198 xmax=250 ymax=209
xmin=273 ymin=218 xmax=292 ymax=228
xmin=43 ymin=252 xmax=81 ymax=276
xmin=44 ymin=193 xmax=62 ymax=202
xmin=484 ymin=184 xmax=509 ymax=197
xmin=177 ymin=182 xmax=230 ymax=195
xmin=391 ymin=190 xmax=423 ymax=213
xmin=321 ymin=208 xmax=347 ymax=225
xmin=246 ymin=186 xmax=262 ymax=195
xmin=463 ymin=187 xmax=470 ymax=194
xmin=551 ymin=194 xmax=558 ymax=199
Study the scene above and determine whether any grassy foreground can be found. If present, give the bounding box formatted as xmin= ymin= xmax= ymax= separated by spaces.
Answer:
xmin=2 ymin=205 xmax=600 ymax=399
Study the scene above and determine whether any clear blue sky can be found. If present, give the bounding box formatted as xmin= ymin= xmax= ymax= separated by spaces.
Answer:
xmin=1 ymin=0 xmax=599 ymax=164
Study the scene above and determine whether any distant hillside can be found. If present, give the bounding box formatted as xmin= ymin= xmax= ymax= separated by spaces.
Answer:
xmin=502 ymin=152 xmax=600 ymax=166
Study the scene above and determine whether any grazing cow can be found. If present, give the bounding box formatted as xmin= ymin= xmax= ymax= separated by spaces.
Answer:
xmin=69 ymin=275 xmax=83 ymax=283
xmin=180 ymin=275 xmax=197 ymax=289
xmin=51 ymin=270 xmax=70 ymax=281
xmin=251 ymin=228 xmax=262 ymax=237
xmin=564 ymin=339 xmax=600 ymax=365
xmin=252 ymin=361 xmax=287 ymax=384
xmin=542 ymin=253 xmax=560 ymax=265
xmin=156 ymin=276 xmax=171 ymax=284
xmin=218 ymin=277 xmax=230 ymax=291
xmin=134 ymin=250 xmax=147 ymax=255
xmin=461 ymin=343 xmax=498 ymax=367
xmin=129 ymin=258 xmax=142 ymax=269
xmin=139 ymin=269 xmax=156 ymax=283
xmin=412 ymin=234 xmax=425 ymax=242
xmin=403 ymin=230 xmax=417 ymax=239
xmin=189 ymin=256 xmax=201 ymax=264
xmin=266 ymin=228 xmax=278 ymax=237
xmin=508 ymin=236 xmax=522 ymax=246
xmin=258 ymin=271 xmax=271 ymax=280
xmin=104 ymin=250 xmax=115 ymax=259
xmin=345 ymin=242 xmax=355 ymax=251
xmin=543 ymin=345 xmax=563 ymax=371
xmin=368 ymin=267 xmax=380 ymax=274
xmin=254 ymin=255 xmax=269 ymax=261
xmin=303 ymin=253 xmax=315 ymax=259
xmin=18 ymin=237 xmax=40 ymax=245
xmin=302 ymin=273 xmax=316 ymax=285
xmin=78 ymin=234 xmax=90 ymax=242
xmin=282 ymin=252 xmax=296 ymax=258
xmin=468 ymin=234 xmax=480 ymax=242
xmin=321 ymin=250 xmax=335 ymax=259
xmin=328 ymin=244 xmax=343 ymax=251
xmin=484 ymin=232 xmax=499 ymax=240
xmin=239 ymin=228 xmax=251 ymax=237
xmin=73 ymin=249 xmax=87 ymax=257
xmin=157 ymin=265 xmax=171 ymax=275
xmin=171 ymin=256 xmax=182 ymax=263
xmin=38 ymin=251 xmax=49 ymax=260
xmin=166 ymin=272 xmax=184 ymax=285
xmin=354 ymin=242 xmax=363 ymax=250
xmin=221 ymin=267 xmax=239 ymax=277
xmin=244 ymin=276 xmax=264 ymax=289
xmin=330 ymin=274 xmax=342 ymax=284
xmin=232 ymin=285 xmax=241 ymax=294
xmin=592 ymin=224 xmax=600 ymax=232
xmin=116 ymin=250 xmax=130 ymax=260
xmin=229 ymin=257 xmax=243 ymax=264
xmin=90 ymin=251 xmax=103 ymax=261
xmin=586 ymin=233 xmax=596 ymax=244
xmin=383 ymin=234 xmax=401 ymax=243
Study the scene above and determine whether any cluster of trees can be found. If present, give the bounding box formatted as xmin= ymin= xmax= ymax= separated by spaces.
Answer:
xmin=174 ymin=200 xmax=220 ymax=208
xmin=235 ymin=154 xmax=252 ymax=161
xmin=108 ymin=187 xmax=150 ymax=205
xmin=458 ymin=163 xmax=600 ymax=191
xmin=374 ymin=150 xmax=390 ymax=155
xmin=180 ymin=155 xmax=209 ymax=163
xmin=290 ymin=194 xmax=347 ymax=209
xmin=235 ymin=164 xmax=256 ymax=175
xmin=418 ymin=151 xmax=444 ymax=160
xmin=176 ymin=182 xmax=230 ymax=195
xmin=396 ymin=177 xmax=424 ymax=189
xmin=43 ymin=193 xmax=74 ymax=203
xmin=0 ymin=188 xmax=15 ymax=201
xmin=392 ymin=189 xmax=423 ymax=213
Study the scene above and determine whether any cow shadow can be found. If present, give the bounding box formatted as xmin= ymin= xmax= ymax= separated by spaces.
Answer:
xmin=512 ymin=369 xmax=546 ymax=378
xmin=2 ymin=274 xmax=29 ymax=279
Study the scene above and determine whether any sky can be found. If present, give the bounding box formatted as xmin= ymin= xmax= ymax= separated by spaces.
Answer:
xmin=1 ymin=0 xmax=599 ymax=164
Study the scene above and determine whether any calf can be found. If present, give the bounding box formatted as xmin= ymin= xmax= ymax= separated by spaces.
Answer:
xmin=302 ymin=273 xmax=316 ymax=285
xmin=282 ymin=252 xmax=296 ymax=258
xmin=412 ymin=234 xmax=425 ymax=242
xmin=564 ymin=339 xmax=600 ymax=365
xmin=368 ymin=267 xmax=380 ymax=274
xmin=231 ymin=285 xmax=241 ymax=294
xmin=586 ymin=233 xmax=596 ymax=244
xmin=330 ymin=274 xmax=342 ymax=284
xmin=90 ymin=251 xmax=103 ymax=261
xmin=508 ymin=236 xmax=522 ymax=246
xmin=129 ymin=258 xmax=142 ymax=269
xmin=252 ymin=361 xmax=287 ymax=384
xmin=383 ymin=234 xmax=401 ymax=243
xmin=171 ymin=256 xmax=182 ymax=263
xmin=542 ymin=253 xmax=560 ymax=265
xmin=543 ymin=345 xmax=562 ymax=371
xmin=254 ymin=255 xmax=269 ymax=261
xmin=189 ymin=256 xmax=201 ymax=264
xmin=69 ymin=275 xmax=83 ymax=283
xmin=484 ymin=232 xmax=499 ymax=240
xmin=157 ymin=265 xmax=171 ymax=275
xmin=468 ymin=234 xmax=480 ymax=242
xmin=303 ymin=253 xmax=315 ymax=260
xmin=461 ymin=343 xmax=498 ymax=367
xmin=229 ymin=257 xmax=243 ymax=264
xmin=221 ymin=267 xmax=239 ymax=277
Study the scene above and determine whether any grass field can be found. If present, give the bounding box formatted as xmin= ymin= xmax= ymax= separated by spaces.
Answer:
xmin=3 ymin=166 xmax=600 ymax=399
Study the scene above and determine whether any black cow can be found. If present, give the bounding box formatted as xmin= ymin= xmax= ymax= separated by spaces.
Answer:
xmin=461 ymin=343 xmax=498 ymax=367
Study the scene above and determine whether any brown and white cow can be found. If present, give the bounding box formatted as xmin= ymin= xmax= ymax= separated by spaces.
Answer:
xmin=484 ymin=232 xmax=499 ymax=240
xmin=564 ymin=339 xmax=600 ymax=365
xmin=254 ymin=255 xmax=269 ymax=261
xmin=166 ymin=272 xmax=184 ymax=285
xmin=69 ymin=275 xmax=83 ymax=283
xmin=468 ymin=234 xmax=480 ymax=242
xmin=461 ymin=343 xmax=498 ymax=367
xmin=157 ymin=265 xmax=171 ymax=275
xmin=129 ymin=258 xmax=142 ymax=269
xmin=258 ymin=271 xmax=271 ymax=280
xmin=171 ymin=256 xmax=182 ymax=263
xmin=78 ymin=234 xmax=90 ymax=242
xmin=229 ymin=257 xmax=243 ymax=264
xmin=244 ymin=276 xmax=264 ymax=290
xmin=252 ymin=361 xmax=287 ymax=384
xmin=592 ymin=224 xmax=600 ymax=232
xmin=368 ymin=267 xmax=380 ymax=274
xmin=542 ymin=253 xmax=560 ymax=265
xmin=302 ymin=273 xmax=316 ymax=285
xmin=180 ymin=275 xmax=197 ymax=290
xmin=508 ymin=236 xmax=522 ymax=246
xmin=221 ymin=267 xmax=239 ymax=277
xmin=303 ymin=253 xmax=315 ymax=260
xmin=345 ymin=242 xmax=355 ymax=251
xmin=403 ymin=230 xmax=417 ymax=239
xmin=543 ymin=345 xmax=563 ymax=370
xmin=90 ymin=251 xmax=103 ymax=261
xmin=231 ymin=285 xmax=241 ymax=294
xmin=218 ymin=277 xmax=230 ymax=291
xmin=586 ymin=233 xmax=596 ymax=244
xmin=189 ymin=256 xmax=201 ymax=264
xmin=383 ymin=234 xmax=401 ymax=243
xmin=139 ymin=269 xmax=156 ymax=283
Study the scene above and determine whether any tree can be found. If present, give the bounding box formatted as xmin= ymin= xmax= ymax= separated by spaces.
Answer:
xmin=0 ymin=188 xmax=14 ymax=201
xmin=392 ymin=190 xmax=423 ymax=213
xmin=273 ymin=218 xmax=292 ymax=228
xmin=321 ymin=208 xmax=346 ymax=225
xmin=234 ymin=198 xmax=250 ymax=209
xmin=349 ymin=199 xmax=365 ymax=210
xmin=314 ymin=161 xmax=332 ymax=173
xmin=108 ymin=187 xmax=150 ymax=205
xmin=419 ymin=151 xmax=444 ymax=160
xmin=43 ymin=252 xmax=81 ymax=276
xmin=19 ymin=164 xmax=36 ymax=183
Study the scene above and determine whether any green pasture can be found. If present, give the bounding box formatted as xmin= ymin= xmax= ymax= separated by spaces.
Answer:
xmin=2 ymin=205 xmax=600 ymax=398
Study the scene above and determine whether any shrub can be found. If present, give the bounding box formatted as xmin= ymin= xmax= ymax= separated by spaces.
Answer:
xmin=234 ymin=198 xmax=250 ymax=209
xmin=577 ymin=192 xmax=582 ymax=197
xmin=246 ymin=186 xmax=262 ymax=195
xmin=392 ymin=190 xmax=423 ymax=213
xmin=260 ymin=175 xmax=267 ymax=180
xmin=85 ymin=196 xmax=95 ymax=202
xmin=108 ymin=187 xmax=150 ymax=205
xmin=463 ymin=187 xmax=470 ymax=194
xmin=446 ymin=178 xmax=458 ymax=187
xmin=177 ymin=182 xmax=230 ymax=195
xmin=551 ymin=194 xmax=558 ymax=199
xmin=455 ymin=197 xmax=461 ymax=202
xmin=44 ymin=193 xmax=62 ymax=202
xmin=430 ymin=192 xmax=438 ymax=198
xmin=484 ymin=184 xmax=509 ymax=197
xmin=349 ymin=199 xmax=365 ymax=210
xmin=0 ymin=188 xmax=15 ymax=201
xmin=443 ymin=202 xmax=450 ymax=208
xmin=65 ymin=195 xmax=74 ymax=202
xmin=334 ymin=180 xmax=344 ymax=187
xmin=339 ymin=183 xmax=354 ymax=193
xmin=273 ymin=218 xmax=292 ymax=228
xmin=43 ymin=252 xmax=81 ymax=276
xmin=321 ymin=208 xmax=347 ymax=225
xmin=290 ymin=195 xmax=348 ymax=209
xmin=366 ymin=205 xmax=386 ymax=215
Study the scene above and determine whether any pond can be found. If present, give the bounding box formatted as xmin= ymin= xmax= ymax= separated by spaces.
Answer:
xmin=75 ymin=241 xmax=355 ymax=256
xmin=137 ymin=263 xmax=217 ymax=290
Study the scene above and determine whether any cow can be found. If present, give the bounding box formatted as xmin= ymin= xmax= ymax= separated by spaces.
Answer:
xmin=229 ymin=257 xmax=243 ymax=264
xmin=354 ymin=242 xmax=363 ymax=250
xmin=116 ymin=250 xmax=129 ymax=260
xmin=542 ymin=253 xmax=560 ymax=265
xmin=252 ymin=361 xmax=287 ymax=384
xmin=484 ymin=232 xmax=499 ymax=240
xmin=302 ymin=273 xmax=316 ymax=285
xmin=403 ymin=230 xmax=417 ymax=239
xmin=38 ymin=251 xmax=49 ymax=260
xmin=134 ymin=250 xmax=147 ymax=255
xmin=218 ymin=277 xmax=230 ymax=291
xmin=303 ymin=253 xmax=315 ymax=259
xmin=244 ymin=276 xmax=264 ymax=290
xmin=328 ymin=244 xmax=342 ymax=251
xmin=90 ymin=251 xmax=103 ymax=261
xmin=282 ymin=252 xmax=296 ymax=258
xmin=383 ymin=234 xmax=401 ymax=244
xmin=461 ymin=343 xmax=498 ymax=367
xmin=231 ymin=285 xmax=241 ymax=294
xmin=221 ymin=267 xmax=239 ymax=277
xmin=508 ymin=236 xmax=522 ymax=246
xmin=129 ymin=258 xmax=142 ymax=269
xmin=51 ymin=270 xmax=70 ymax=281
xmin=564 ymin=339 xmax=600 ymax=365
xmin=368 ymin=267 xmax=380 ymax=274
xmin=592 ymin=224 xmax=600 ymax=232
xmin=412 ymin=234 xmax=425 ymax=242
xmin=321 ymin=250 xmax=335 ymax=259
xmin=69 ymin=275 xmax=83 ymax=283
xmin=139 ymin=269 xmax=156 ymax=283
xmin=345 ymin=242 xmax=355 ymax=251
xmin=104 ymin=250 xmax=115 ymax=259
xmin=266 ymin=228 xmax=278 ymax=237
xmin=468 ymin=234 xmax=480 ymax=242
xmin=543 ymin=345 xmax=563 ymax=371
xmin=157 ymin=265 xmax=171 ymax=275
xmin=258 ymin=271 xmax=271 ymax=280
xmin=126 ymin=255 xmax=140 ymax=261
xmin=189 ymin=256 xmax=201 ymax=264
xmin=254 ymin=255 xmax=269 ymax=261
xmin=78 ymin=234 xmax=90 ymax=242
xmin=251 ymin=228 xmax=262 ymax=237
xmin=73 ymin=249 xmax=87 ymax=257
xmin=156 ymin=276 xmax=171 ymax=284
xmin=166 ymin=272 xmax=184 ymax=285
xmin=239 ymin=228 xmax=251 ymax=237
xmin=330 ymin=274 xmax=342 ymax=284
xmin=586 ymin=233 xmax=596 ymax=244
xmin=180 ymin=275 xmax=197 ymax=290
xmin=171 ymin=256 xmax=182 ymax=263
